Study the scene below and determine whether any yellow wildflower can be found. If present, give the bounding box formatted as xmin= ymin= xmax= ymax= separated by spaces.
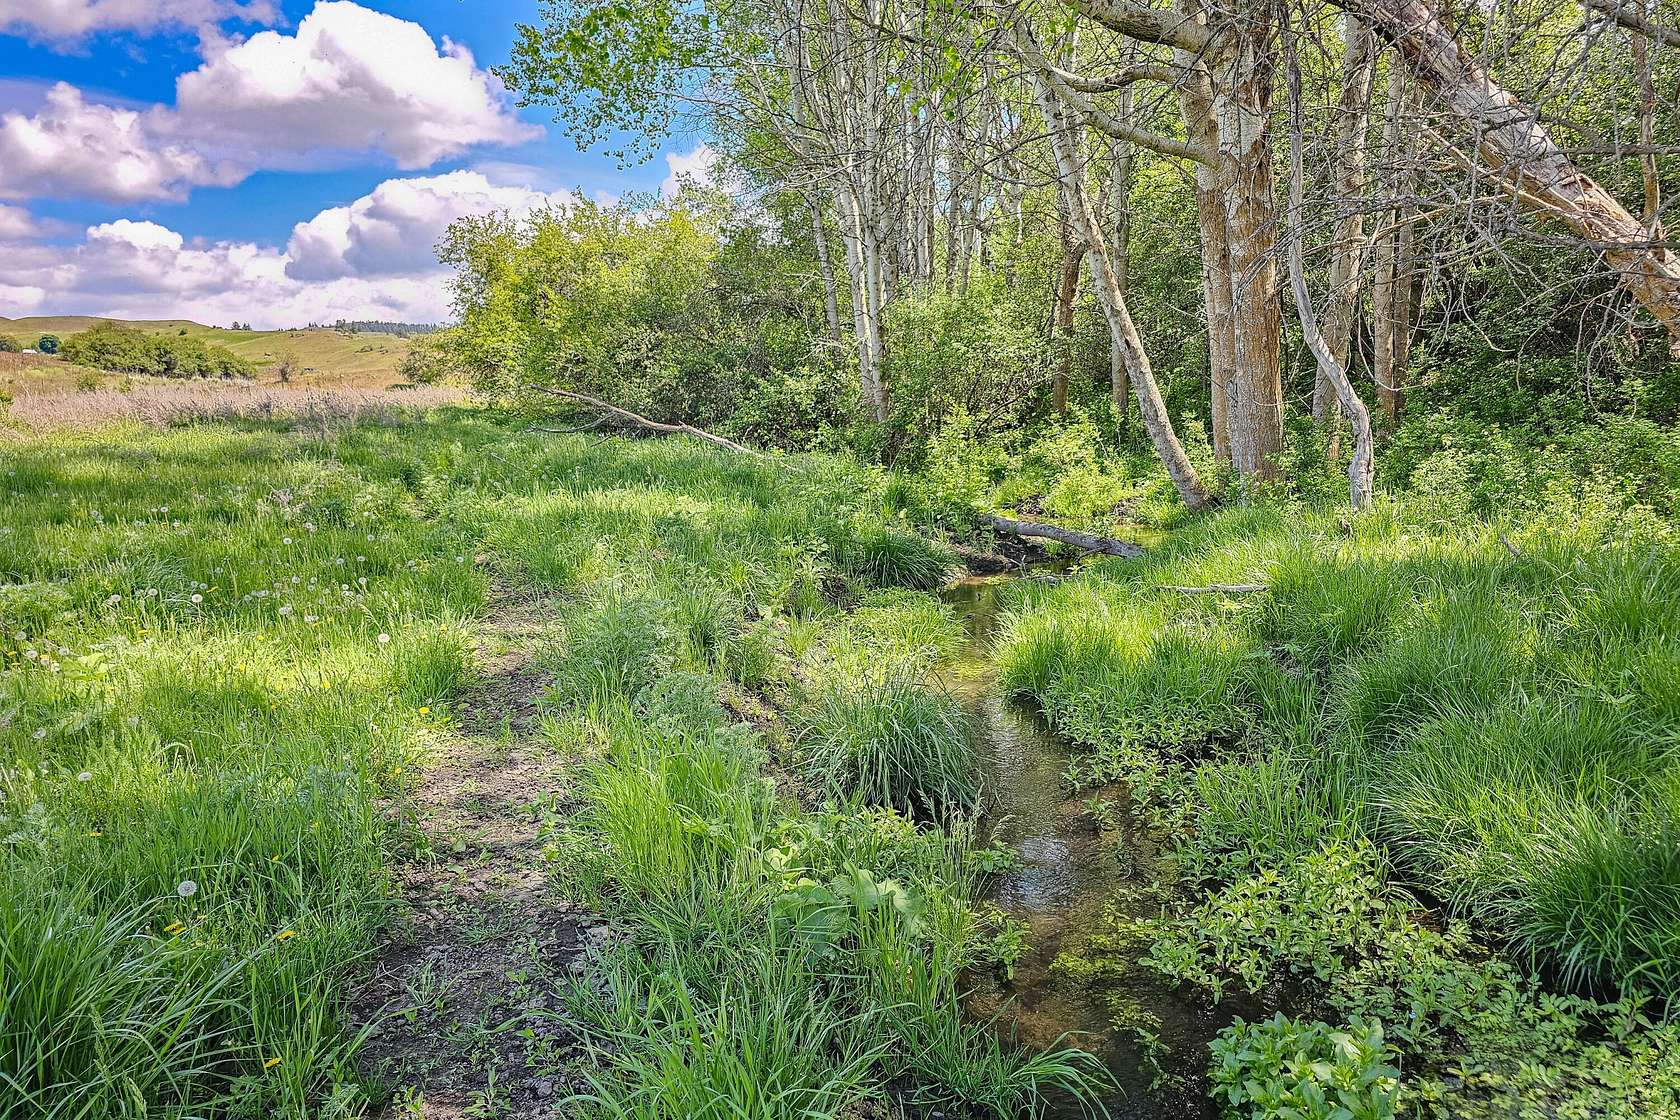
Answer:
xmin=263 ymin=1056 xmax=282 ymax=1069
xmin=163 ymin=921 xmax=184 ymax=935
xmin=275 ymin=929 xmax=296 ymax=942
xmin=418 ymin=706 xmax=430 ymax=715
xmin=87 ymin=830 xmax=102 ymax=837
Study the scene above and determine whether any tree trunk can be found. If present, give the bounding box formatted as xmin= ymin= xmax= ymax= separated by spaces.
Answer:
xmin=1054 ymin=210 xmax=1082 ymax=417
xmin=1108 ymin=94 xmax=1135 ymax=423
xmin=1313 ymin=12 xmax=1376 ymax=441
xmin=1210 ymin=11 xmax=1285 ymax=481
xmin=1343 ymin=0 xmax=1680 ymax=353
xmin=1177 ymin=51 xmax=1236 ymax=464
xmin=1371 ymin=65 xmax=1414 ymax=421
xmin=1285 ymin=7 xmax=1375 ymax=509
xmin=810 ymin=198 xmax=843 ymax=345
xmin=1026 ymin=63 xmax=1213 ymax=509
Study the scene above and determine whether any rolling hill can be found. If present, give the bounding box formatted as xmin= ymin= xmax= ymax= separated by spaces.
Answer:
xmin=0 ymin=315 xmax=414 ymax=390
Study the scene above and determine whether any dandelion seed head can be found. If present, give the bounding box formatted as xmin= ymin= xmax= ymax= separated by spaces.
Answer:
xmin=176 ymin=880 xmax=197 ymax=898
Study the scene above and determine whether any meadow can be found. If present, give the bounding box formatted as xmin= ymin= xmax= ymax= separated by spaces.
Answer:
xmin=0 ymin=316 xmax=414 ymax=391
xmin=0 ymin=408 xmax=1101 ymax=1118
xmin=4 ymin=402 xmax=1679 ymax=1119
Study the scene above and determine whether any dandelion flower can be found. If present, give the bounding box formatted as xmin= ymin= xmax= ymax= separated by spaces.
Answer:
xmin=275 ymin=929 xmax=296 ymax=942
xmin=177 ymin=880 xmax=198 ymax=898
xmin=87 ymin=830 xmax=102 ymax=837
xmin=263 ymin=1056 xmax=282 ymax=1069
xmin=163 ymin=920 xmax=184 ymax=935
xmin=418 ymin=706 xmax=430 ymax=715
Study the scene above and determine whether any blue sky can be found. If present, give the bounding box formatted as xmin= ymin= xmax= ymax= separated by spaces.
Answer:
xmin=0 ymin=0 xmax=706 ymax=326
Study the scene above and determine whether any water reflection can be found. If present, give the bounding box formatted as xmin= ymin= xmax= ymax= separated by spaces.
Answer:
xmin=938 ymin=573 xmax=1226 ymax=1120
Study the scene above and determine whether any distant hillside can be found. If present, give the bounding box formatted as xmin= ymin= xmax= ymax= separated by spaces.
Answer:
xmin=0 ymin=315 xmax=413 ymax=389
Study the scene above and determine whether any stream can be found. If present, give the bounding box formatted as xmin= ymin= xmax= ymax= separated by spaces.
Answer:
xmin=938 ymin=573 xmax=1234 ymax=1120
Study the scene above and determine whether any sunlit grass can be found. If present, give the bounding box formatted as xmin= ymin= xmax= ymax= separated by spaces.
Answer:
xmin=994 ymin=497 xmax=1680 ymax=998
xmin=3 ymin=413 xmax=1092 ymax=1115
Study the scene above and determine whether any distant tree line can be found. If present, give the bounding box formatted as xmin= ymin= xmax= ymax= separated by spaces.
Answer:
xmin=310 ymin=320 xmax=442 ymax=337
xmin=61 ymin=323 xmax=254 ymax=379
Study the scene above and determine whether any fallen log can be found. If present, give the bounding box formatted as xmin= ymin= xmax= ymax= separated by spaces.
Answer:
xmin=527 ymin=386 xmax=766 ymax=458
xmin=989 ymin=515 xmax=1143 ymax=557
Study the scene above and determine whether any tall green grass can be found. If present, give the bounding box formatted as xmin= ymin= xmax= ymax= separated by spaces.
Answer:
xmin=994 ymin=498 xmax=1680 ymax=999
xmin=796 ymin=674 xmax=978 ymax=814
xmin=0 ymin=414 xmax=994 ymax=1115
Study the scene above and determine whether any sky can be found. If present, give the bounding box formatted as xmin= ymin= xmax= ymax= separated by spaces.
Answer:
xmin=0 ymin=0 xmax=714 ymax=327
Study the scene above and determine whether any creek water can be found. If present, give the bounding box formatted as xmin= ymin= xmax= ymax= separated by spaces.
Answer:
xmin=937 ymin=573 xmax=1231 ymax=1120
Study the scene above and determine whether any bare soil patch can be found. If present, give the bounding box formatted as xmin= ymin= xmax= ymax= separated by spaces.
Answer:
xmin=351 ymin=587 xmax=592 ymax=1118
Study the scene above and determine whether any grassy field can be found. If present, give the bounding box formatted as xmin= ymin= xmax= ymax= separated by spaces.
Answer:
xmin=997 ymin=494 xmax=1680 ymax=1115
xmin=4 ymin=404 xmax=1677 ymax=1118
xmin=0 ymin=408 xmax=1105 ymax=1118
xmin=0 ymin=316 xmax=413 ymax=391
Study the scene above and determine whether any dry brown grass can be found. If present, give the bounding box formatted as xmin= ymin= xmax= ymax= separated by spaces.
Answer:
xmin=0 ymin=380 xmax=465 ymax=436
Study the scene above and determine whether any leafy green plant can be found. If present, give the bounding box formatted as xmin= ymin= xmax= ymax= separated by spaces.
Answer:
xmin=1209 ymin=1014 xmax=1400 ymax=1120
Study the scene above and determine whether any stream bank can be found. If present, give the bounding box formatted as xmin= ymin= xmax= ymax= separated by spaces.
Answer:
xmin=937 ymin=573 xmax=1239 ymax=1120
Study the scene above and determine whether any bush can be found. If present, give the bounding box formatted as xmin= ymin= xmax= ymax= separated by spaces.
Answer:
xmin=59 ymin=323 xmax=253 ymax=379
xmin=0 ymin=335 xmax=19 ymax=353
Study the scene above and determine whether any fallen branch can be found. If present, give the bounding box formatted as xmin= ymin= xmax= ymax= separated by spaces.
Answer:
xmin=989 ymin=515 xmax=1143 ymax=557
xmin=1159 ymin=582 xmax=1269 ymax=594
xmin=527 ymin=386 xmax=766 ymax=458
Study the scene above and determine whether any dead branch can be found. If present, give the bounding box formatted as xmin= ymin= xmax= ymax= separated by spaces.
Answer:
xmin=527 ymin=386 xmax=766 ymax=458
xmin=989 ymin=515 xmax=1144 ymax=556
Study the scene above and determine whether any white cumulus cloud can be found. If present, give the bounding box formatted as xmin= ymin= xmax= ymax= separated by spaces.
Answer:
xmin=0 ymin=0 xmax=275 ymax=41
xmin=0 ymin=83 xmax=242 ymax=202
xmin=285 ymin=171 xmax=570 ymax=282
xmin=0 ymin=2 xmax=536 ymax=203
xmin=661 ymin=144 xmax=720 ymax=199
xmin=0 ymin=172 xmax=571 ymax=328
xmin=175 ymin=2 xmax=537 ymax=170
xmin=0 ymin=203 xmax=40 ymax=240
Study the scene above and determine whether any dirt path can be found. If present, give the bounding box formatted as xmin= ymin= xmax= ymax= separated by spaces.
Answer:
xmin=351 ymin=585 xmax=589 ymax=1118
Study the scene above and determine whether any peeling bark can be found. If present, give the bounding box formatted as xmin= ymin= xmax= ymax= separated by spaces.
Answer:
xmin=1343 ymin=0 xmax=1680 ymax=353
